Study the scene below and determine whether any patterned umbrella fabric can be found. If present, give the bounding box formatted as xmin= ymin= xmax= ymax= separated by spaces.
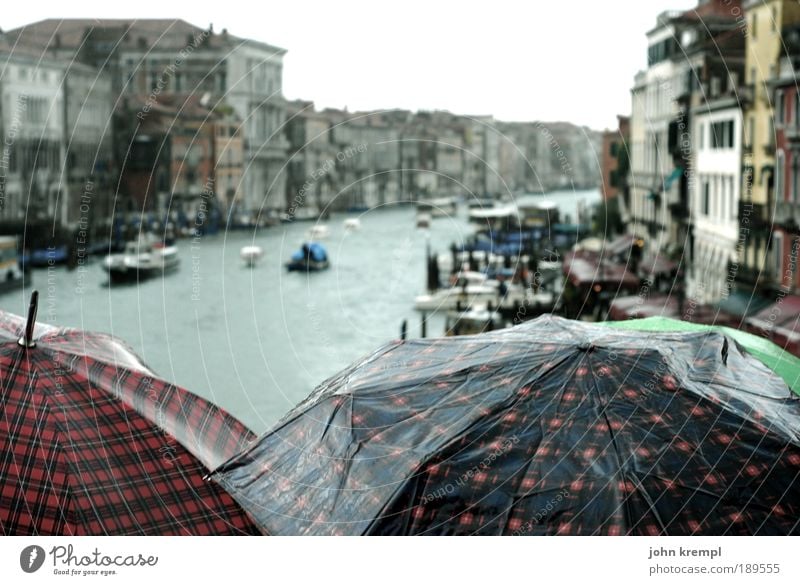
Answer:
xmin=214 ymin=315 xmax=800 ymax=535
xmin=0 ymin=294 xmax=261 ymax=535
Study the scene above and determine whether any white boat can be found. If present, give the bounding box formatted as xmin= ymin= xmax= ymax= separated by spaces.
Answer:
xmin=417 ymin=197 xmax=457 ymax=218
xmin=240 ymin=245 xmax=264 ymax=267
xmin=307 ymin=225 xmax=330 ymax=240
xmin=445 ymin=303 xmax=505 ymax=336
xmin=102 ymin=234 xmax=179 ymax=282
xmin=343 ymin=218 xmax=361 ymax=231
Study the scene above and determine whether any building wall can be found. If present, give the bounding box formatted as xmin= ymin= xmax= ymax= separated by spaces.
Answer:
xmin=689 ymin=105 xmax=743 ymax=303
xmin=740 ymin=1 xmax=800 ymax=282
xmin=0 ymin=55 xmax=65 ymax=223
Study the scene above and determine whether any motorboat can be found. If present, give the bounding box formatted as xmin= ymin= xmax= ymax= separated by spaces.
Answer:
xmin=417 ymin=197 xmax=458 ymax=218
xmin=414 ymin=272 xmax=500 ymax=312
xmin=240 ymin=245 xmax=264 ymax=267
xmin=286 ymin=242 xmax=330 ymax=272
xmin=307 ymin=225 xmax=330 ymax=240
xmin=445 ymin=303 xmax=504 ymax=336
xmin=0 ymin=236 xmax=24 ymax=294
xmin=343 ymin=218 xmax=361 ymax=231
xmin=102 ymin=234 xmax=179 ymax=282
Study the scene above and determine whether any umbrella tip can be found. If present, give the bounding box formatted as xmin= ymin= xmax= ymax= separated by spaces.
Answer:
xmin=18 ymin=290 xmax=39 ymax=349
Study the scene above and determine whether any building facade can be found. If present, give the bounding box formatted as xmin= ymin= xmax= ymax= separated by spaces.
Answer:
xmin=739 ymin=1 xmax=800 ymax=289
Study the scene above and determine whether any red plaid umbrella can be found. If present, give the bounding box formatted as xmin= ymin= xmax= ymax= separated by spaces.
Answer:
xmin=214 ymin=315 xmax=800 ymax=535
xmin=0 ymin=292 xmax=261 ymax=535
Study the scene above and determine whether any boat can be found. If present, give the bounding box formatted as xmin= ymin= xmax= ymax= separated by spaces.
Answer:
xmin=307 ymin=225 xmax=330 ymax=240
xmin=414 ymin=272 xmax=500 ymax=312
xmin=240 ymin=245 xmax=264 ymax=267
xmin=286 ymin=242 xmax=330 ymax=272
xmin=445 ymin=303 xmax=504 ymax=336
xmin=102 ymin=234 xmax=180 ymax=282
xmin=0 ymin=236 xmax=24 ymax=294
xmin=417 ymin=197 xmax=457 ymax=218
xmin=343 ymin=218 xmax=361 ymax=231
xmin=27 ymin=245 xmax=69 ymax=267
xmin=416 ymin=212 xmax=431 ymax=229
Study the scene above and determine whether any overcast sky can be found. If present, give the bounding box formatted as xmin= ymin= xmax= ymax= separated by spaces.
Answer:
xmin=2 ymin=0 xmax=698 ymax=130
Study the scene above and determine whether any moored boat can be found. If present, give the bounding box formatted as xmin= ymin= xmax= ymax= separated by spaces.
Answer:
xmin=286 ymin=242 xmax=330 ymax=272
xmin=343 ymin=218 xmax=361 ymax=231
xmin=102 ymin=234 xmax=180 ymax=282
xmin=307 ymin=225 xmax=330 ymax=240
xmin=240 ymin=245 xmax=264 ymax=267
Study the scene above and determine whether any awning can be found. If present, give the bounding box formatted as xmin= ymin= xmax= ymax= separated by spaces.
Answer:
xmin=563 ymin=251 xmax=640 ymax=290
xmin=745 ymin=294 xmax=800 ymax=358
xmin=639 ymin=254 xmax=678 ymax=277
xmin=609 ymin=293 xmax=739 ymax=326
xmin=606 ymin=234 xmax=636 ymax=257
xmin=717 ymin=290 xmax=773 ymax=319
xmin=663 ymin=166 xmax=684 ymax=190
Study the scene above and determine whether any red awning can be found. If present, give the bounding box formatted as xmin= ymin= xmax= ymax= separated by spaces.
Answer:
xmin=639 ymin=254 xmax=678 ymax=277
xmin=563 ymin=251 xmax=640 ymax=290
xmin=745 ymin=294 xmax=800 ymax=357
xmin=606 ymin=234 xmax=636 ymax=257
xmin=609 ymin=293 xmax=741 ymax=327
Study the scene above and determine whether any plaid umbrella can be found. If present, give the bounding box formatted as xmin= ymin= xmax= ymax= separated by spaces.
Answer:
xmin=214 ymin=315 xmax=800 ymax=535
xmin=0 ymin=292 xmax=261 ymax=535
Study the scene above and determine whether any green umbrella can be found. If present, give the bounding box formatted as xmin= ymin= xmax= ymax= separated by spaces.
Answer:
xmin=603 ymin=317 xmax=800 ymax=396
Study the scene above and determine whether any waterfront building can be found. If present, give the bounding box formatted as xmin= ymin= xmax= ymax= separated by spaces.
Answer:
xmin=0 ymin=40 xmax=113 ymax=231
xmin=738 ymin=1 xmax=800 ymax=291
xmin=600 ymin=116 xmax=630 ymax=201
xmin=628 ymin=9 xmax=694 ymax=257
xmin=5 ymin=19 xmax=288 ymax=218
xmin=770 ymin=24 xmax=800 ymax=292
xmin=682 ymin=1 xmax=746 ymax=304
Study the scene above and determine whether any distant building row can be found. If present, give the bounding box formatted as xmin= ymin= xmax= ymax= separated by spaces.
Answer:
xmin=0 ymin=18 xmax=601 ymax=232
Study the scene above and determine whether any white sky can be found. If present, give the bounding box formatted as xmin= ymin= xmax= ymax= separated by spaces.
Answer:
xmin=2 ymin=0 xmax=698 ymax=130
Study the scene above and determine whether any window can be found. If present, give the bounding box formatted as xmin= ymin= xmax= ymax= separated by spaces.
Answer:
xmin=793 ymin=156 xmax=800 ymax=203
xmin=710 ymin=120 xmax=735 ymax=149
xmin=796 ymin=92 xmax=800 ymax=128
xmin=773 ymin=231 xmax=783 ymax=279
xmin=703 ymin=180 xmax=710 ymax=215
xmin=699 ymin=122 xmax=705 ymax=149
xmin=777 ymin=91 xmax=785 ymax=124
xmin=752 ymin=13 xmax=757 ymax=39
xmin=776 ymin=150 xmax=785 ymax=203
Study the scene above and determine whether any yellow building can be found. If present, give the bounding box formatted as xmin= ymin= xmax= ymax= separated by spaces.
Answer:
xmin=741 ymin=0 xmax=800 ymax=279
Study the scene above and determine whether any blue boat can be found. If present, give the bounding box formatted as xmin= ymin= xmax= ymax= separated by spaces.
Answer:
xmin=286 ymin=242 xmax=330 ymax=272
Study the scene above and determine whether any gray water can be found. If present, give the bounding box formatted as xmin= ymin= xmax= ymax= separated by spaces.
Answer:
xmin=0 ymin=190 xmax=599 ymax=433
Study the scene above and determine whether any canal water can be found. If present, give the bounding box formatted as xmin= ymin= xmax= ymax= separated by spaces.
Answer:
xmin=0 ymin=189 xmax=599 ymax=433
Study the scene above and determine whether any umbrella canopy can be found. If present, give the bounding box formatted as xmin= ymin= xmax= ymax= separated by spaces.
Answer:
xmin=214 ymin=315 xmax=800 ymax=535
xmin=604 ymin=316 xmax=800 ymax=396
xmin=0 ymin=293 xmax=260 ymax=535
